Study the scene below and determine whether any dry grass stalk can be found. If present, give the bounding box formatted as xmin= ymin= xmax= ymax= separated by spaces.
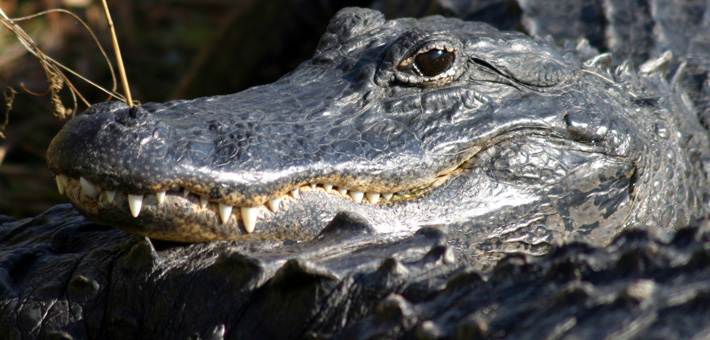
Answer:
xmin=0 ymin=6 xmax=130 ymax=137
xmin=100 ymin=0 xmax=132 ymax=106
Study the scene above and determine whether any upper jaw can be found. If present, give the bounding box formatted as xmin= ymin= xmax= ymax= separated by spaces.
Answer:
xmin=46 ymin=95 xmax=460 ymax=241
xmin=47 ymin=107 xmax=444 ymax=197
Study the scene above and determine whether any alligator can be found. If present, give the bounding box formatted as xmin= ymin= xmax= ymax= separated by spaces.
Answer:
xmin=45 ymin=8 xmax=710 ymax=268
xmin=2 ymin=4 xmax=710 ymax=339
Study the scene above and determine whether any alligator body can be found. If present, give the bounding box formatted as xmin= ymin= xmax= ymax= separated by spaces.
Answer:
xmin=335 ymin=220 xmax=710 ymax=340
xmin=3 ymin=200 xmax=710 ymax=339
xmin=3 ymin=3 xmax=710 ymax=339
xmin=46 ymin=8 xmax=709 ymax=267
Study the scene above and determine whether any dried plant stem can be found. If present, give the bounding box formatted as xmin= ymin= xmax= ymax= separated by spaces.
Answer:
xmin=0 ymin=7 xmax=76 ymax=116
xmin=12 ymin=8 xmax=121 ymax=96
xmin=101 ymin=0 xmax=132 ymax=106
xmin=0 ymin=7 xmax=129 ymax=112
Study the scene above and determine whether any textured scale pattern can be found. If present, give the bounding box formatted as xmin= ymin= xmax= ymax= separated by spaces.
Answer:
xmin=3 ymin=206 xmax=710 ymax=339
xmin=4 ymin=1 xmax=710 ymax=339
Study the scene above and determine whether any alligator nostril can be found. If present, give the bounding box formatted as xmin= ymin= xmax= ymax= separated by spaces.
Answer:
xmin=129 ymin=106 xmax=147 ymax=119
xmin=115 ymin=106 xmax=150 ymax=126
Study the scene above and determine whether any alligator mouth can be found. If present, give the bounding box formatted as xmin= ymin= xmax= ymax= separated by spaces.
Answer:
xmin=53 ymin=168 xmax=456 ymax=242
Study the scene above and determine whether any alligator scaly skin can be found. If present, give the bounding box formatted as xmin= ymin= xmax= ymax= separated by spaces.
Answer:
xmin=334 ymin=220 xmax=710 ymax=339
xmin=2 ymin=203 xmax=710 ymax=339
xmin=2 ymin=4 xmax=710 ymax=339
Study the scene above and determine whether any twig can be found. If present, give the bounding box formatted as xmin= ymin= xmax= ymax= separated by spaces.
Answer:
xmin=13 ymin=8 xmax=121 ymax=96
xmin=101 ymin=0 xmax=133 ymax=106
xmin=0 ymin=6 xmax=131 ymax=119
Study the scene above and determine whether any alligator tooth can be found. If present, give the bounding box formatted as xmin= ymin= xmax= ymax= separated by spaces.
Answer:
xmin=58 ymin=174 xmax=69 ymax=188
xmin=155 ymin=191 xmax=166 ymax=204
xmin=182 ymin=188 xmax=190 ymax=197
xmin=105 ymin=190 xmax=116 ymax=203
xmin=382 ymin=193 xmax=394 ymax=202
xmin=338 ymin=188 xmax=348 ymax=196
xmin=200 ymin=197 xmax=209 ymax=209
xmin=324 ymin=184 xmax=333 ymax=191
xmin=268 ymin=198 xmax=281 ymax=212
xmin=241 ymin=207 xmax=258 ymax=233
xmin=350 ymin=191 xmax=364 ymax=203
xmin=366 ymin=192 xmax=380 ymax=204
xmin=128 ymin=194 xmax=143 ymax=217
xmin=291 ymin=188 xmax=300 ymax=198
xmin=310 ymin=183 xmax=317 ymax=189
xmin=55 ymin=176 xmax=65 ymax=195
xmin=218 ymin=203 xmax=233 ymax=223
xmin=80 ymin=177 xmax=99 ymax=198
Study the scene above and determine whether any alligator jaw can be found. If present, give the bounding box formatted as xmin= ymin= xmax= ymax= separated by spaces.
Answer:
xmin=53 ymin=158 xmax=464 ymax=242
xmin=58 ymin=177 xmax=381 ymax=239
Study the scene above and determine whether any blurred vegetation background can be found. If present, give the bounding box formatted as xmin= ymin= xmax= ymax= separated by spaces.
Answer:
xmin=0 ymin=0 xmax=459 ymax=219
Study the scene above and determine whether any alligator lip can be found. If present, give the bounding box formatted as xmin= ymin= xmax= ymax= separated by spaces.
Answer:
xmin=55 ymin=175 xmax=389 ymax=234
xmin=51 ymin=156 xmax=462 ymax=241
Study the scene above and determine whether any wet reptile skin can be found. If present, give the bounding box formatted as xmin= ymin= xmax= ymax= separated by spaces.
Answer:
xmin=5 ymin=205 xmax=710 ymax=339
xmin=4 ymin=4 xmax=710 ymax=339
xmin=47 ymin=8 xmax=709 ymax=265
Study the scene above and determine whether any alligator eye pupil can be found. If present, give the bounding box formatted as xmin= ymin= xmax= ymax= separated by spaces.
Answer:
xmin=414 ymin=49 xmax=454 ymax=77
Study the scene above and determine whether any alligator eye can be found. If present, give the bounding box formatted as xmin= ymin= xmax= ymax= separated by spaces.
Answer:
xmin=414 ymin=49 xmax=455 ymax=77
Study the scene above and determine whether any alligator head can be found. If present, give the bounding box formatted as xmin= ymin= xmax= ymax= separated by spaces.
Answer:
xmin=47 ymin=8 xmax=709 ymax=260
